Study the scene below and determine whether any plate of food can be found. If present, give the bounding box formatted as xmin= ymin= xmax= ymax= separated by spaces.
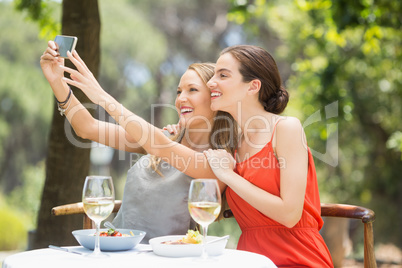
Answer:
xmin=72 ymin=228 xmax=146 ymax=251
xmin=149 ymin=230 xmax=229 ymax=257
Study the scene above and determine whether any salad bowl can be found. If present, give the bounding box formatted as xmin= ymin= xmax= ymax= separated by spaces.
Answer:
xmin=72 ymin=229 xmax=146 ymax=251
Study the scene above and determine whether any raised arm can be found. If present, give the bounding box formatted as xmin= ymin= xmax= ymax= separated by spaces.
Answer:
xmin=58 ymin=50 xmax=226 ymax=192
xmin=40 ymin=41 xmax=146 ymax=154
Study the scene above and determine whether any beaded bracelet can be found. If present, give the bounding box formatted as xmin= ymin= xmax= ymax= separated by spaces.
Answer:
xmin=57 ymin=92 xmax=73 ymax=116
xmin=56 ymin=88 xmax=72 ymax=106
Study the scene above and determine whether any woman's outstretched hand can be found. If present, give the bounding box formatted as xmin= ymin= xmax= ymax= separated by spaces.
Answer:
xmin=203 ymin=149 xmax=236 ymax=183
xmin=59 ymin=50 xmax=105 ymax=104
xmin=40 ymin=41 xmax=65 ymax=84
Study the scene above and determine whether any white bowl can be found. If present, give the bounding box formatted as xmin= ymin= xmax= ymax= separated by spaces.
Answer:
xmin=72 ymin=229 xmax=146 ymax=251
xmin=149 ymin=235 xmax=229 ymax=257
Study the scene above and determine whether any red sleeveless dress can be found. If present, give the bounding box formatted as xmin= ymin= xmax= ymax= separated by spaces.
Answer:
xmin=226 ymin=120 xmax=333 ymax=267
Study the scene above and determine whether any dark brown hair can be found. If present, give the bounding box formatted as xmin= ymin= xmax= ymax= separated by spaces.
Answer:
xmin=220 ymin=45 xmax=289 ymax=114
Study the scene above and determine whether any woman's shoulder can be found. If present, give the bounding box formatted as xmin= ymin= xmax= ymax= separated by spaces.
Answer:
xmin=276 ymin=116 xmax=302 ymax=130
xmin=275 ymin=116 xmax=304 ymax=141
xmin=273 ymin=116 xmax=308 ymax=157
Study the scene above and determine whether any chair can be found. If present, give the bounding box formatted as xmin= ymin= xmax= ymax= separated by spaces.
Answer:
xmin=52 ymin=200 xmax=122 ymax=229
xmin=223 ymin=203 xmax=377 ymax=268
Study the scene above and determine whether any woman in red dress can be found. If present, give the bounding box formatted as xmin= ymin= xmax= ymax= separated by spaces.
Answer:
xmin=204 ymin=45 xmax=334 ymax=267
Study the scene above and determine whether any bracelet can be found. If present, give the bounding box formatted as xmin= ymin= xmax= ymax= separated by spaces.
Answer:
xmin=58 ymin=92 xmax=73 ymax=116
xmin=56 ymin=88 xmax=72 ymax=106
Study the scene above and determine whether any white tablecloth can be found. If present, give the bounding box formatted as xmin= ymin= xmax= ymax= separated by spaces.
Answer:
xmin=2 ymin=244 xmax=277 ymax=268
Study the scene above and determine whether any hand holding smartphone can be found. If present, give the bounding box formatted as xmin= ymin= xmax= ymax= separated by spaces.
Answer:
xmin=54 ymin=35 xmax=78 ymax=58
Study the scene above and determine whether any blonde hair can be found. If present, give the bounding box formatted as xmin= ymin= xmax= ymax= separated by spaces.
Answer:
xmin=149 ymin=63 xmax=238 ymax=175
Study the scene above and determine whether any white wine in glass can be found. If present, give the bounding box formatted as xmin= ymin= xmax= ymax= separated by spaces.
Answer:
xmin=188 ymin=179 xmax=221 ymax=259
xmin=188 ymin=201 xmax=221 ymax=226
xmin=82 ymin=175 xmax=115 ymax=258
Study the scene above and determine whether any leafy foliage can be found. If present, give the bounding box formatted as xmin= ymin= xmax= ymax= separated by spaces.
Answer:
xmin=0 ymin=2 xmax=53 ymax=194
xmin=14 ymin=0 xmax=60 ymax=38
xmin=0 ymin=205 xmax=28 ymax=250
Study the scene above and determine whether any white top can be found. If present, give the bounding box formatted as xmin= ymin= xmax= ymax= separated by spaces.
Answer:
xmin=2 ymin=245 xmax=277 ymax=268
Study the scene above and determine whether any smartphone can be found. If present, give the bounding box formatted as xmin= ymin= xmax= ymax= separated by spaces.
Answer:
xmin=54 ymin=35 xmax=78 ymax=58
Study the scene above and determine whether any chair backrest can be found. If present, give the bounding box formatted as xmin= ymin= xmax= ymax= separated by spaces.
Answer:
xmin=320 ymin=203 xmax=376 ymax=268
xmin=52 ymin=200 xmax=122 ymax=229
xmin=223 ymin=203 xmax=377 ymax=268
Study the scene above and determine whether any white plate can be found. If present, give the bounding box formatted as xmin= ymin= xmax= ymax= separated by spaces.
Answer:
xmin=72 ymin=229 xmax=146 ymax=251
xmin=149 ymin=235 xmax=228 ymax=258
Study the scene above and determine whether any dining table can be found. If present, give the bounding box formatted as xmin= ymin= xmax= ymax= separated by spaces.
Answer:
xmin=2 ymin=244 xmax=277 ymax=268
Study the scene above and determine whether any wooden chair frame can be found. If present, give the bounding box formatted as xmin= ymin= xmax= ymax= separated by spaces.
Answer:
xmin=223 ymin=203 xmax=376 ymax=268
xmin=52 ymin=200 xmax=122 ymax=229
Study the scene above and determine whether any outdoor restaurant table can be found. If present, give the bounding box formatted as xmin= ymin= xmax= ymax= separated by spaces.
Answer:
xmin=2 ymin=244 xmax=277 ymax=268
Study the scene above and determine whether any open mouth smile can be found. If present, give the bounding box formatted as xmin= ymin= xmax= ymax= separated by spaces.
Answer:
xmin=211 ymin=91 xmax=222 ymax=100
xmin=180 ymin=106 xmax=194 ymax=115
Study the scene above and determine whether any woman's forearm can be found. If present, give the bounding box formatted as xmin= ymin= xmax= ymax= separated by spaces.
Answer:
xmin=49 ymin=80 xmax=145 ymax=154
xmin=220 ymin=170 xmax=302 ymax=227
xmin=100 ymin=93 xmax=183 ymax=155
xmin=49 ymin=80 xmax=100 ymax=139
xmin=96 ymin=94 xmax=222 ymax=181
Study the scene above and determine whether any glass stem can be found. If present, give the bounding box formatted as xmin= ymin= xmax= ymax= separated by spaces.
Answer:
xmin=201 ymin=224 xmax=208 ymax=259
xmin=94 ymin=221 xmax=101 ymax=255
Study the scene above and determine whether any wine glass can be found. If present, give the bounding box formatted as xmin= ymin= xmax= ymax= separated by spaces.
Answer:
xmin=188 ymin=179 xmax=221 ymax=259
xmin=82 ymin=175 xmax=115 ymax=258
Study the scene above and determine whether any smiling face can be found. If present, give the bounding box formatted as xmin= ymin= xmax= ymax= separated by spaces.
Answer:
xmin=207 ymin=53 xmax=250 ymax=114
xmin=210 ymin=45 xmax=288 ymax=116
xmin=175 ymin=69 xmax=216 ymax=128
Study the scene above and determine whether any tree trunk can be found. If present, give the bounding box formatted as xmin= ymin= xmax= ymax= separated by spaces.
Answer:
xmin=32 ymin=0 xmax=100 ymax=249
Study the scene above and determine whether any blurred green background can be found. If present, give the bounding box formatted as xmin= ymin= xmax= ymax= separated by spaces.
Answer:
xmin=0 ymin=0 xmax=401 ymax=265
